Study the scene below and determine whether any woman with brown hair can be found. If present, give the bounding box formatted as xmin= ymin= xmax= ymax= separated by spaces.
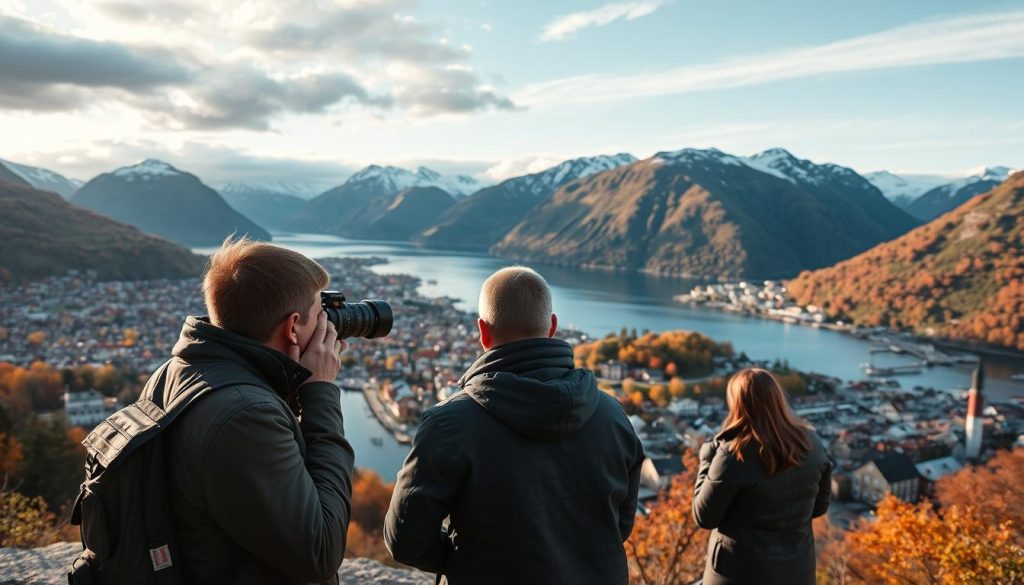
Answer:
xmin=693 ymin=368 xmax=832 ymax=585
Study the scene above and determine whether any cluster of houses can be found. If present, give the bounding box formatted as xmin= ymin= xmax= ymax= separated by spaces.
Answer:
xmin=674 ymin=280 xmax=831 ymax=326
xmin=623 ymin=358 xmax=1024 ymax=519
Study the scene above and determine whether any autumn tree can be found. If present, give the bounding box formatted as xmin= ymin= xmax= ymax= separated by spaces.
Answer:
xmin=0 ymin=487 xmax=57 ymax=547
xmin=843 ymin=496 xmax=1024 ymax=584
xmin=626 ymin=452 xmax=706 ymax=584
xmin=934 ymin=448 xmax=1024 ymax=543
xmin=0 ymin=432 xmax=23 ymax=479
xmin=649 ymin=384 xmax=668 ymax=408
xmin=668 ymin=377 xmax=686 ymax=399
xmin=345 ymin=468 xmax=398 ymax=565
xmin=622 ymin=378 xmax=637 ymax=395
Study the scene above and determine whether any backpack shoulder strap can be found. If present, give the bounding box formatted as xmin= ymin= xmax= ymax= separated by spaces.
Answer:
xmin=81 ymin=362 xmax=243 ymax=469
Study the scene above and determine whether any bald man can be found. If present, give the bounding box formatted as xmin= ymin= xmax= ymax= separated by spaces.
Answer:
xmin=384 ymin=267 xmax=644 ymax=585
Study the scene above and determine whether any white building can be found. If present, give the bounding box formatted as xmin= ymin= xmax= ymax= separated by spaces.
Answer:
xmin=64 ymin=389 xmax=118 ymax=428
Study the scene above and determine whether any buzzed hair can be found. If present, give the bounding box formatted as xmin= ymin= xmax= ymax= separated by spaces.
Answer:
xmin=478 ymin=266 xmax=553 ymax=341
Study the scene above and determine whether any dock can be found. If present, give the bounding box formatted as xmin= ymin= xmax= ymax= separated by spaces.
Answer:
xmin=360 ymin=385 xmax=412 ymax=445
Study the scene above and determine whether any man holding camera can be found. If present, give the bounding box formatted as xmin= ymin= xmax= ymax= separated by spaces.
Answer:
xmin=162 ymin=238 xmax=355 ymax=584
xmin=384 ymin=266 xmax=645 ymax=584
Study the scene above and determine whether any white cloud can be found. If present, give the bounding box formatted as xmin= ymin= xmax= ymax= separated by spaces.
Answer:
xmin=523 ymin=7 xmax=1024 ymax=105
xmin=483 ymin=155 xmax=565 ymax=181
xmin=540 ymin=0 xmax=664 ymax=42
xmin=0 ymin=0 xmax=514 ymax=128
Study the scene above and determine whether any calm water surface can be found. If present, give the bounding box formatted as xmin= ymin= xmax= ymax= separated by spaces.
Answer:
xmin=200 ymin=232 xmax=1024 ymax=478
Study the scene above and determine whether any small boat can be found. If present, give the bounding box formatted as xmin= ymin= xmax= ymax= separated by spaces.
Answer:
xmin=1012 ymin=373 xmax=1024 ymax=382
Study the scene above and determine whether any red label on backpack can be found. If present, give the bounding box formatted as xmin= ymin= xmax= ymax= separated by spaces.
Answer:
xmin=149 ymin=544 xmax=173 ymax=571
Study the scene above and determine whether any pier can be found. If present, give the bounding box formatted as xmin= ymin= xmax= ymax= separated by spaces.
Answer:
xmin=359 ymin=384 xmax=413 ymax=445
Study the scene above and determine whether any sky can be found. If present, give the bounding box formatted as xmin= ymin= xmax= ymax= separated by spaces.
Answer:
xmin=0 ymin=0 xmax=1022 ymax=186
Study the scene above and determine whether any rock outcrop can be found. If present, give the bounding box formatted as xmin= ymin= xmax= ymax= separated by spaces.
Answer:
xmin=0 ymin=542 xmax=432 ymax=585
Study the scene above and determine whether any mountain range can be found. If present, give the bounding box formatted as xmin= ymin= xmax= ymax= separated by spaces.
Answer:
xmin=284 ymin=165 xmax=486 ymax=235
xmin=0 ymin=159 xmax=83 ymax=198
xmin=493 ymin=148 xmax=919 ymax=279
xmin=218 ymin=183 xmax=307 ymax=231
xmin=415 ymin=153 xmax=638 ymax=250
xmin=866 ymin=166 xmax=1016 ymax=221
xmin=3 ymin=150 xmax=1018 ymax=285
xmin=0 ymin=177 xmax=204 ymax=282
xmin=903 ymin=167 xmax=1014 ymax=222
xmin=72 ymin=160 xmax=271 ymax=247
xmin=788 ymin=172 xmax=1024 ymax=351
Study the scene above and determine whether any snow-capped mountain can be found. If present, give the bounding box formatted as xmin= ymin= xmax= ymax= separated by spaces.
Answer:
xmin=741 ymin=147 xmax=864 ymax=186
xmin=941 ymin=166 xmax=1015 ymax=193
xmin=343 ymin=165 xmax=486 ymax=197
xmin=492 ymin=146 xmax=919 ymax=279
xmin=218 ymin=179 xmax=337 ymax=201
xmin=0 ymin=158 xmax=83 ymax=198
xmin=72 ymin=159 xmax=270 ymax=246
xmin=864 ymin=170 xmax=950 ymax=204
xmin=653 ymin=147 xmax=867 ymax=188
xmin=903 ymin=165 xmax=1017 ymax=221
xmin=415 ymin=153 xmax=638 ymax=250
xmin=507 ymin=153 xmax=639 ymax=199
xmin=285 ymin=164 xmax=486 ymax=235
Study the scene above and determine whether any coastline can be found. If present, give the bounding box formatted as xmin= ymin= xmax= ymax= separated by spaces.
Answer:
xmin=357 ymin=384 xmax=413 ymax=445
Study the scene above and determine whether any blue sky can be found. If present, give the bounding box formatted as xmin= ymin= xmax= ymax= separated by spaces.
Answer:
xmin=0 ymin=0 xmax=1020 ymax=184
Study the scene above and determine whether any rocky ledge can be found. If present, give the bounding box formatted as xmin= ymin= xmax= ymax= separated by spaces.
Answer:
xmin=0 ymin=542 xmax=432 ymax=585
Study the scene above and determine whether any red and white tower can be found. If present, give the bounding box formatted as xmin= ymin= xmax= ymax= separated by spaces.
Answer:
xmin=965 ymin=365 xmax=985 ymax=460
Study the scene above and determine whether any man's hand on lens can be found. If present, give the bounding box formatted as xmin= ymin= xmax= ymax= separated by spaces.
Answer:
xmin=290 ymin=311 xmax=347 ymax=385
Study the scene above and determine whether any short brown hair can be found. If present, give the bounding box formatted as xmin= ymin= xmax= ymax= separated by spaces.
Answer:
xmin=478 ymin=266 xmax=552 ymax=341
xmin=203 ymin=236 xmax=329 ymax=342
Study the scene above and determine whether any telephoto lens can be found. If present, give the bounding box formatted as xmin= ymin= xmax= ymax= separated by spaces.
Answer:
xmin=320 ymin=290 xmax=393 ymax=339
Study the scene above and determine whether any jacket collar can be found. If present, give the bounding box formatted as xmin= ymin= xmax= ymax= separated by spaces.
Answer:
xmin=172 ymin=316 xmax=312 ymax=399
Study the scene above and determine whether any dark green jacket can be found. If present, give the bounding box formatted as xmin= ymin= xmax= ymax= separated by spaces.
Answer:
xmin=384 ymin=337 xmax=644 ymax=585
xmin=693 ymin=428 xmax=832 ymax=585
xmin=158 ymin=316 xmax=355 ymax=584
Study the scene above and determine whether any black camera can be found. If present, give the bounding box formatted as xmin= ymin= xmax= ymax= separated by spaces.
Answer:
xmin=320 ymin=291 xmax=393 ymax=339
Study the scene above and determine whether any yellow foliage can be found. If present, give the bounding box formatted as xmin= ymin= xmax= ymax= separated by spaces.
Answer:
xmin=0 ymin=489 xmax=57 ymax=547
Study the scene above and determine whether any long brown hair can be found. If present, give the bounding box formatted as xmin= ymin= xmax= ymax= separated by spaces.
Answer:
xmin=720 ymin=368 xmax=811 ymax=475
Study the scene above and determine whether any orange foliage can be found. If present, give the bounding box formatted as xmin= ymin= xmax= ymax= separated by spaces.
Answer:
xmin=843 ymin=496 xmax=1024 ymax=584
xmin=934 ymin=448 xmax=1024 ymax=543
xmin=345 ymin=468 xmax=399 ymax=565
xmin=576 ymin=330 xmax=732 ymax=378
xmin=0 ymin=432 xmax=23 ymax=478
xmin=788 ymin=174 xmax=1024 ymax=350
xmin=625 ymin=452 xmax=706 ymax=585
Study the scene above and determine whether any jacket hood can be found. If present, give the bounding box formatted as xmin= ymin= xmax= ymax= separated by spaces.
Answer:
xmin=459 ymin=337 xmax=599 ymax=441
xmin=172 ymin=316 xmax=311 ymax=399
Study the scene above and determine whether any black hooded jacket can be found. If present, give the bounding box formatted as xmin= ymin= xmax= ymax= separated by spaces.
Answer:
xmin=162 ymin=317 xmax=355 ymax=584
xmin=384 ymin=337 xmax=645 ymax=585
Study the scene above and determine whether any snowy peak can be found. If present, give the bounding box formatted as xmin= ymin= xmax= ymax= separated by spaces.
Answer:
xmin=218 ymin=179 xmax=335 ymax=200
xmin=512 ymin=153 xmax=638 ymax=196
xmin=743 ymin=148 xmax=859 ymax=186
xmin=969 ymin=166 xmax=1014 ymax=182
xmin=344 ymin=164 xmax=485 ymax=196
xmin=0 ymin=158 xmax=83 ymax=198
xmin=652 ymin=147 xmax=745 ymax=168
xmin=865 ymin=170 xmax=950 ymax=202
xmin=112 ymin=159 xmax=183 ymax=181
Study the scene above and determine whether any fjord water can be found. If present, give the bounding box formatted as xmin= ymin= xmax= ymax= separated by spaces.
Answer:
xmin=199 ymin=232 xmax=1024 ymax=478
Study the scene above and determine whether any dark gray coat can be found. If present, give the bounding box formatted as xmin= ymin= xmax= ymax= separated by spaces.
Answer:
xmin=384 ymin=337 xmax=645 ymax=585
xmin=693 ymin=428 xmax=831 ymax=585
xmin=161 ymin=317 xmax=355 ymax=584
